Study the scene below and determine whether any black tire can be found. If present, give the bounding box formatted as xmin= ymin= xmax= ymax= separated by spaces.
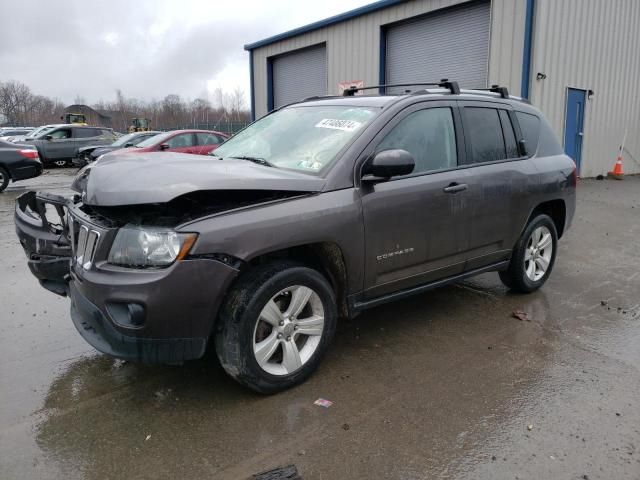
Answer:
xmin=499 ymin=214 xmax=558 ymax=293
xmin=0 ymin=167 xmax=9 ymax=192
xmin=215 ymin=261 xmax=337 ymax=394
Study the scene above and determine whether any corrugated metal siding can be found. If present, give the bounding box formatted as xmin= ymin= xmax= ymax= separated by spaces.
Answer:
xmin=488 ymin=0 xmax=528 ymax=94
xmin=251 ymin=0 xmax=527 ymax=119
xmin=385 ymin=1 xmax=491 ymax=89
xmin=272 ymin=44 xmax=327 ymax=107
xmin=530 ymin=0 xmax=640 ymax=176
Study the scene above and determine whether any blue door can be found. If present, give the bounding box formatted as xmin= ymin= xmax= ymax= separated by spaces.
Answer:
xmin=564 ymin=88 xmax=586 ymax=170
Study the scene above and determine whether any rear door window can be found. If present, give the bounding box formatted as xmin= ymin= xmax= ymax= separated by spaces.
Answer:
xmin=166 ymin=133 xmax=196 ymax=148
xmin=74 ymin=128 xmax=100 ymax=138
xmin=515 ymin=112 xmax=540 ymax=156
xmin=463 ymin=107 xmax=506 ymax=163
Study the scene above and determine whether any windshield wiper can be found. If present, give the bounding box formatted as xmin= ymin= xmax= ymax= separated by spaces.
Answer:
xmin=229 ymin=156 xmax=275 ymax=167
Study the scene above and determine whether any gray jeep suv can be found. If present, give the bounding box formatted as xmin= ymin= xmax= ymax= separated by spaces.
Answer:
xmin=24 ymin=125 xmax=116 ymax=167
xmin=15 ymin=81 xmax=576 ymax=393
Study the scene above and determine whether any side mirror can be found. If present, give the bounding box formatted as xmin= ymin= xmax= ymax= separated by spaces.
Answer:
xmin=124 ymin=142 xmax=134 ymax=147
xmin=518 ymin=139 xmax=528 ymax=156
xmin=44 ymin=135 xmax=53 ymax=141
xmin=159 ymin=143 xmax=170 ymax=151
xmin=362 ymin=149 xmax=415 ymax=182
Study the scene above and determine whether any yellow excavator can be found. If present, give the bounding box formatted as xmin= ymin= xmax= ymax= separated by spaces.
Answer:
xmin=129 ymin=118 xmax=151 ymax=133
xmin=61 ymin=113 xmax=87 ymax=125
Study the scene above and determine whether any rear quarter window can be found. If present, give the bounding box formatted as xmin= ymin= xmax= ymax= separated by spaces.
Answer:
xmin=515 ymin=112 xmax=540 ymax=156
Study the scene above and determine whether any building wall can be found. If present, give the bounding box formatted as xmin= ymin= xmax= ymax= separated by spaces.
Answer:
xmin=530 ymin=0 xmax=640 ymax=176
xmin=250 ymin=0 xmax=640 ymax=177
xmin=251 ymin=0 xmax=527 ymax=119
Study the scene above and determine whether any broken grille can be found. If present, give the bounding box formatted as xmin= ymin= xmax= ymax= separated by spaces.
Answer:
xmin=70 ymin=218 xmax=100 ymax=270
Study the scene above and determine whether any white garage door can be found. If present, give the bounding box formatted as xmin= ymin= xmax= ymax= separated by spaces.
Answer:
xmin=272 ymin=44 xmax=327 ymax=108
xmin=386 ymin=1 xmax=491 ymax=90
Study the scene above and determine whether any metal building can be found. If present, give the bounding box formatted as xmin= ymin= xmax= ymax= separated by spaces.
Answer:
xmin=245 ymin=0 xmax=640 ymax=177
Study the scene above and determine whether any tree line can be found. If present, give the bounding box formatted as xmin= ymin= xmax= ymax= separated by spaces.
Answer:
xmin=0 ymin=80 xmax=250 ymax=132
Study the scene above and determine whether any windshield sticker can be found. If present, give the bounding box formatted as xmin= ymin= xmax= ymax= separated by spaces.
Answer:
xmin=315 ymin=119 xmax=362 ymax=132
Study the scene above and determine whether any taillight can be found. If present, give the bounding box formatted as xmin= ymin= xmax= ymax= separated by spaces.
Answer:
xmin=19 ymin=149 xmax=39 ymax=159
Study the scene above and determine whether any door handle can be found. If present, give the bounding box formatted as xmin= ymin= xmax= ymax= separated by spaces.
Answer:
xmin=443 ymin=182 xmax=468 ymax=194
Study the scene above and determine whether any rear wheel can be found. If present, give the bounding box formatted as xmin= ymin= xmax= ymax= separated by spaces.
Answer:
xmin=0 ymin=167 xmax=10 ymax=192
xmin=499 ymin=214 xmax=558 ymax=293
xmin=216 ymin=261 xmax=337 ymax=394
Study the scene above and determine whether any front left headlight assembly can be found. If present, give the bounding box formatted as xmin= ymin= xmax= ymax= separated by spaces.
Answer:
xmin=108 ymin=226 xmax=197 ymax=268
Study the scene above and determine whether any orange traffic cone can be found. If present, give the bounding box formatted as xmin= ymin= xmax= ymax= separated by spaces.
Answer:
xmin=608 ymin=155 xmax=624 ymax=180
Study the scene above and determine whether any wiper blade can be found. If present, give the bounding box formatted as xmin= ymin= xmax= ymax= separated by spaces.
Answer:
xmin=229 ymin=156 xmax=275 ymax=167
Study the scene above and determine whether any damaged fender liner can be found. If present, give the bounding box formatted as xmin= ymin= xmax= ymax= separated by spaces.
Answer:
xmin=69 ymin=281 xmax=206 ymax=364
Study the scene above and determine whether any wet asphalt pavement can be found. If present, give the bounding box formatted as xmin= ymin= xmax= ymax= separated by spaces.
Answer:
xmin=0 ymin=170 xmax=639 ymax=480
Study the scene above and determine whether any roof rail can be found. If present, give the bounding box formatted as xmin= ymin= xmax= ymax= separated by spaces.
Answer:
xmin=472 ymin=85 xmax=510 ymax=99
xmin=343 ymin=79 xmax=460 ymax=96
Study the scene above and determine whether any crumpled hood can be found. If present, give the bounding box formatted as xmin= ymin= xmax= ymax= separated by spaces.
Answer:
xmin=83 ymin=152 xmax=325 ymax=206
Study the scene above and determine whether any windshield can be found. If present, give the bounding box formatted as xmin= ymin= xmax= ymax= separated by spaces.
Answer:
xmin=135 ymin=131 xmax=172 ymax=148
xmin=28 ymin=126 xmax=54 ymax=138
xmin=213 ymin=105 xmax=379 ymax=174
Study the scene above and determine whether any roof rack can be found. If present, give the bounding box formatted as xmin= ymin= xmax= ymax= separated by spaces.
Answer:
xmin=472 ymin=85 xmax=510 ymax=99
xmin=342 ymin=79 xmax=461 ymax=96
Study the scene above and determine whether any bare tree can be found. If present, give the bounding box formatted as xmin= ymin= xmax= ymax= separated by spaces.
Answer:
xmin=0 ymin=81 xmax=33 ymax=125
xmin=230 ymin=87 xmax=246 ymax=121
xmin=0 ymin=80 xmax=250 ymax=129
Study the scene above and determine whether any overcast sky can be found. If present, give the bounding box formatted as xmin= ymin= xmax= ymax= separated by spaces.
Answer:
xmin=0 ymin=0 xmax=370 ymax=106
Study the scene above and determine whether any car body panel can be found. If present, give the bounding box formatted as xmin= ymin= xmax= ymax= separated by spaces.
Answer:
xmin=29 ymin=126 xmax=116 ymax=165
xmin=82 ymin=153 xmax=326 ymax=206
xmin=0 ymin=140 xmax=43 ymax=183
xmin=14 ymin=90 xmax=576 ymax=364
xmin=105 ymin=130 xmax=228 ymax=158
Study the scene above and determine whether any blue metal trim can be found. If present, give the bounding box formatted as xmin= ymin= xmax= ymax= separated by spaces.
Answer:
xmin=249 ymin=50 xmax=255 ymax=121
xmin=267 ymin=58 xmax=274 ymax=112
xmin=378 ymin=26 xmax=386 ymax=94
xmin=521 ymin=0 xmax=535 ymax=99
xmin=244 ymin=0 xmax=405 ymax=51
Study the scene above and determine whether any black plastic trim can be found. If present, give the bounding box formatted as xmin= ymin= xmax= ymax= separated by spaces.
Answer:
xmin=350 ymin=260 xmax=510 ymax=312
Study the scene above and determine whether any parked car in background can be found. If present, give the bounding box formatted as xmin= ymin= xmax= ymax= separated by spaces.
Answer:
xmin=23 ymin=125 xmax=116 ymax=167
xmin=7 ymin=124 xmax=60 ymax=143
xmin=73 ymin=131 xmax=161 ymax=167
xmin=101 ymin=129 xmax=228 ymax=160
xmin=0 ymin=127 xmax=34 ymax=141
xmin=0 ymin=140 xmax=42 ymax=192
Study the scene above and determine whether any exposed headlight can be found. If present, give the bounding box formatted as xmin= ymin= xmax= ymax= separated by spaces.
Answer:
xmin=108 ymin=226 xmax=197 ymax=268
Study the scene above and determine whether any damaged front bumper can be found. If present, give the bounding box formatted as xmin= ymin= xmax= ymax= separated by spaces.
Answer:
xmin=14 ymin=191 xmax=72 ymax=296
xmin=14 ymin=190 xmax=241 ymax=364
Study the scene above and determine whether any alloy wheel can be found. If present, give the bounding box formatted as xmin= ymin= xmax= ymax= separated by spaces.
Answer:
xmin=253 ymin=285 xmax=325 ymax=376
xmin=524 ymin=225 xmax=553 ymax=281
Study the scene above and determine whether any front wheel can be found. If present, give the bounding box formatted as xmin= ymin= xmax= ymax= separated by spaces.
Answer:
xmin=216 ymin=262 xmax=337 ymax=394
xmin=499 ymin=214 xmax=558 ymax=293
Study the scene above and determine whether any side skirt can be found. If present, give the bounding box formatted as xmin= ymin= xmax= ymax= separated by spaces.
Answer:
xmin=349 ymin=260 xmax=510 ymax=313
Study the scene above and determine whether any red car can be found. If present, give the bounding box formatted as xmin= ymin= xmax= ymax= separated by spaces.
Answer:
xmin=107 ymin=129 xmax=229 ymax=157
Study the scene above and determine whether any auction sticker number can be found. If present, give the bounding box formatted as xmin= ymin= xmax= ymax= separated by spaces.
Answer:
xmin=315 ymin=119 xmax=361 ymax=132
